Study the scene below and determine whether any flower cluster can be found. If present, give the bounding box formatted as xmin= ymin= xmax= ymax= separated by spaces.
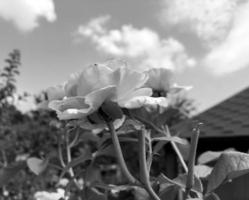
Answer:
xmin=46 ymin=61 xmax=188 ymax=129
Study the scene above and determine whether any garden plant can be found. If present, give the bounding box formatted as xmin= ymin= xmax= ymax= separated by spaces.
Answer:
xmin=1 ymin=53 xmax=249 ymax=200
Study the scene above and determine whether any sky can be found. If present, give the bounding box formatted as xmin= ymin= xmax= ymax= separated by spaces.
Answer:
xmin=1 ymin=0 xmax=249 ymax=112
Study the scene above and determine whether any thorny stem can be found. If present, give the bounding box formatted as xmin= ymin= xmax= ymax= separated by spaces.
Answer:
xmin=133 ymin=114 xmax=188 ymax=173
xmin=106 ymin=121 xmax=138 ymax=185
xmin=139 ymin=129 xmax=161 ymax=200
xmin=184 ymin=123 xmax=201 ymax=200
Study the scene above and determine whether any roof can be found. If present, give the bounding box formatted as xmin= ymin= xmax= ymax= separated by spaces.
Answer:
xmin=172 ymin=87 xmax=249 ymax=138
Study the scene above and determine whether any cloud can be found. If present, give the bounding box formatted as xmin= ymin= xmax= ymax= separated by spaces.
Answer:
xmin=0 ymin=0 xmax=56 ymax=32
xmin=159 ymin=0 xmax=239 ymax=47
xmin=75 ymin=15 xmax=196 ymax=72
xmin=159 ymin=0 xmax=249 ymax=75
xmin=203 ymin=1 xmax=249 ymax=75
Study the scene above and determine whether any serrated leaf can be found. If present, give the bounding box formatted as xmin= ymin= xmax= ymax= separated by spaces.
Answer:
xmin=194 ymin=165 xmax=213 ymax=178
xmin=198 ymin=148 xmax=235 ymax=164
xmin=207 ymin=151 xmax=249 ymax=193
xmin=0 ymin=162 xmax=26 ymax=187
xmin=27 ymin=157 xmax=48 ymax=175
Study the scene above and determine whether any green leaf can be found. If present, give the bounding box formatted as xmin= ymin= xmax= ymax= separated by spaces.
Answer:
xmin=152 ymin=136 xmax=188 ymax=145
xmin=206 ymin=151 xmax=249 ymax=193
xmin=27 ymin=157 xmax=48 ymax=175
xmin=133 ymin=187 xmax=150 ymax=200
xmin=0 ymin=162 xmax=26 ymax=187
xmin=159 ymin=185 xmax=178 ymax=200
xmin=198 ymin=148 xmax=235 ymax=164
xmin=194 ymin=165 xmax=213 ymax=178
xmin=176 ymin=139 xmax=190 ymax=161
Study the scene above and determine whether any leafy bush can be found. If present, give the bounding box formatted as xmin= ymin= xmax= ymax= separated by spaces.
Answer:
xmin=1 ymin=53 xmax=248 ymax=200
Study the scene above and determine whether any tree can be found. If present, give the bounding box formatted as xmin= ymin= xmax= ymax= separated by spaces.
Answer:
xmin=0 ymin=49 xmax=21 ymax=106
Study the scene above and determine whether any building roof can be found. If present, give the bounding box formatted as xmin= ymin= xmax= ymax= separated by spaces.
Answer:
xmin=172 ymin=87 xmax=249 ymax=138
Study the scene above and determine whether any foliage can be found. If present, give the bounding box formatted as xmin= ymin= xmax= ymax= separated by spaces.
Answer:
xmin=0 ymin=49 xmax=20 ymax=105
xmin=1 ymin=54 xmax=249 ymax=200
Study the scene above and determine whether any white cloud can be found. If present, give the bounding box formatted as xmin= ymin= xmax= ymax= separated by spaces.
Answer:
xmin=159 ymin=0 xmax=249 ymax=75
xmin=0 ymin=0 xmax=56 ymax=32
xmin=159 ymin=0 xmax=239 ymax=47
xmin=203 ymin=1 xmax=249 ymax=75
xmin=75 ymin=16 xmax=196 ymax=72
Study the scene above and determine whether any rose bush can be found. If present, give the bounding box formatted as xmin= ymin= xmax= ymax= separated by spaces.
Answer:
xmin=4 ymin=55 xmax=248 ymax=200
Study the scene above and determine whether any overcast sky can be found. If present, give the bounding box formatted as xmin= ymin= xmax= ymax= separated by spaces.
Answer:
xmin=1 ymin=0 xmax=249 ymax=112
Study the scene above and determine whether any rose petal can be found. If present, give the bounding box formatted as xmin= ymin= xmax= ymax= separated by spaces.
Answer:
xmin=46 ymin=85 xmax=65 ymax=101
xmin=85 ymin=86 xmax=116 ymax=111
xmin=49 ymin=97 xmax=90 ymax=112
xmin=113 ymin=66 xmax=149 ymax=99
xmin=56 ymin=109 xmax=88 ymax=120
xmin=49 ymin=97 xmax=92 ymax=120
xmin=77 ymin=64 xmax=113 ymax=96
xmin=118 ymin=88 xmax=152 ymax=107
xmin=123 ymin=96 xmax=169 ymax=109
xmin=64 ymin=72 xmax=81 ymax=97
xmin=145 ymin=68 xmax=173 ymax=91
xmin=103 ymin=58 xmax=128 ymax=71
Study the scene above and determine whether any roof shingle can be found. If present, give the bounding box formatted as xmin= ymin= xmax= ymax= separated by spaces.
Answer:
xmin=173 ymin=87 xmax=249 ymax=138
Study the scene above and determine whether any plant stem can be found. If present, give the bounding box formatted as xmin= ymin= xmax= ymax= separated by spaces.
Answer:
xmin=146 ymin=131 xmax=153 ymax=171
xmin=106 ymin=121 xmax=138 ymax=185
xmin=164 ymin=126 xmax=188 ymax=173
xmin=65 ymin=132 xmax=81 ymax=190
xmin=139 ymin=129 xmax=161 ymax=200
xmin=184 ymin=124 xmax=201 ymax=200
xmin=133 ymin=114 xmax=188 ymax=173
xmin=65 ymin=132 xmax=74 ymax=177
xmin=58 ymin=139 xmax=66 ymax=168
